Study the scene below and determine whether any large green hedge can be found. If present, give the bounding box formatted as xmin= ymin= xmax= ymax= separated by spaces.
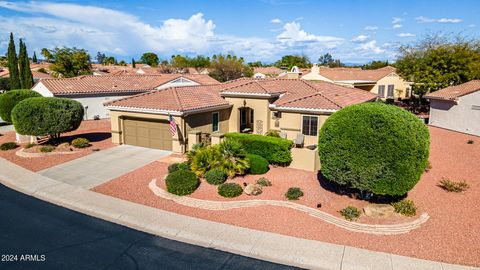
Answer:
xmin=11 ymin=97 xmax=84 ymax=138
xmin=247 ymin=154 xmax=269 ymax=174
xmin=224 ymin=133 xmax=292 ymax=165
xmin=318 ymin=103 xmax=430 ymax=196
xmin=0 ymin=89 xmax=42 ymax=123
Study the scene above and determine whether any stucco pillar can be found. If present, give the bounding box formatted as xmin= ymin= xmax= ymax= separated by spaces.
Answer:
xmin=187 ymin=130 xmax=201 ymax=151
xmin=210 ymin=133 xmax=224 ymax=145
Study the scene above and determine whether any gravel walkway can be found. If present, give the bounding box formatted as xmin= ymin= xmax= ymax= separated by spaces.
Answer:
xmin=93 ymin=126 xmax=480 ymax=267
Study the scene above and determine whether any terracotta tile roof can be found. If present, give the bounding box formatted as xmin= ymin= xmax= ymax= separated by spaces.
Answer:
xmin=105 ymin=85 xmax=230 ymax=113
xmin=31 ymin=71 xmax=54 ymax=79
xmin=426 ymin=80 xmax=480 ymax=101
xmin=253 ymin=67 xmax=286 ymax=75
xmin=308 ymin=81 xmax=378 ymax=107
xmin=38 ymin=74 xmax=219 ymax=95
xmin=316 ymin=66 xmax=396 ymax=82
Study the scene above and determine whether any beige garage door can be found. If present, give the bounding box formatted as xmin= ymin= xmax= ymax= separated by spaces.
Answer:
xmin=123 ymin=118 xmax=172 ymax=150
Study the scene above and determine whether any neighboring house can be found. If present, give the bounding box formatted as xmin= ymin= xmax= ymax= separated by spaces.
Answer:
xmin=104 ymin=78 xmax=376 ymax=153
xmin=32 ymin=74 xmax=219 ymax=120
xmin=0 ymin=62 xmax=54 ymax=83
xmin=253 ymin=67 xmax=286 ymax=78
xmin=302 ymin=65 xmax=412 ymax=100
xmin=426 ymin=80 xmax=480 ymax=136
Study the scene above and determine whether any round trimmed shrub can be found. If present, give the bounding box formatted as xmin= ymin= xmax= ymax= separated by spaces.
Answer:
xmin=0 ymin=142 xmax=18 ymax=151
xmin=165 ymin=170 xmax=200 ymax=196
xmin=178 ymin=161 xmax=190 ymax=171
xmin=205 ymin=168 xmax=227 ymax=185
xmin=218 ymin=183 xmax=243 ymax=198
xmin=71 ymin=138 xmax=90 ymax=148
xmin=11 ymin=97 xmax=84 ymax=138
xmin=318 ymin=103 xmax=430 ymax=196
xmin=247 ymin=154 xmax=269 ymax=175
xmin=285 ymin=187 xmax=303 ymax=200
xmin=0 ymin=89 xmax=42 ymax=123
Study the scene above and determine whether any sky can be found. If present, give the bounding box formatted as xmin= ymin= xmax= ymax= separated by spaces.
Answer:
xmin=0 ymin=0 xmax=478 ymax=64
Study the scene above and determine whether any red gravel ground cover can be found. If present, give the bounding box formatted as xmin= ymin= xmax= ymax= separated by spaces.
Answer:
xmin=93 ymin=126 xmax=480 ymax=266
xmin=0 ymin=120 xmax=114 ymax=172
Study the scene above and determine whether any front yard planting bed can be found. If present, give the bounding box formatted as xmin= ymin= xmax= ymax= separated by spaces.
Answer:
xmin=93 ymin=126 xmax=480 ymax=267
xmin=0 ymin=120 xmax=114 ymax=171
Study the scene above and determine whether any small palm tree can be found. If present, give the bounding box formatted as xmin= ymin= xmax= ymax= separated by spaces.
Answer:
xmin=218 ymin=139 xmax=250 ymax=177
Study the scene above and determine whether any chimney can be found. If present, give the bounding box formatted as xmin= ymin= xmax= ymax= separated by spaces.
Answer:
xmin=287 ymin=65 xmax=302 ymax=79
xmin=311 ymin=63 xmax=319 ymax=74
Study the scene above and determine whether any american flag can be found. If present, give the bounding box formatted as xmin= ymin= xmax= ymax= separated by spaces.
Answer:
xmin=169 ymin=114 xmax=177 ymax=136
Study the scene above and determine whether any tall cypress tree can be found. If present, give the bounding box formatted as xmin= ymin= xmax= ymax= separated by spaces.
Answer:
xmin=7 ymin=32 xmax=20 ymax=90
xmin=32 ymin=51 xmax=37 ymax=63
xmin=132 ymin=58 xmax=136 ymax=68
xmin=22 ymin=41 xmax=34 ymax=88
xmin=18 ymin=39 xmax=26 ymax=89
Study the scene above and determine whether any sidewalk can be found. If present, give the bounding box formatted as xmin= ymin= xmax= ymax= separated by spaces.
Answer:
xmin=0 ymin=157 xmax=477 ymax=270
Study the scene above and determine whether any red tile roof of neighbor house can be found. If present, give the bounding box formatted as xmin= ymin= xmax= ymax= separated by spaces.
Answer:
xmin=309 ymin=66 xmax=396 ymax=82
xmin=253 ymin=67 xmax=286 ymax=75
xmin=106 ymin=78 xmax=377 ymax=113
xmin=426 ymin=80 xmax=480 ymax=101
xmin=37 ymin=74 xmax=219 ymax=95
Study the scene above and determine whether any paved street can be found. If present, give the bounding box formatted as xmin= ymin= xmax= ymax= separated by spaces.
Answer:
xmin=0 ymin=184 xmax=297 ymax=270
xmin=39 ymin=145 xmax=170 ymax=189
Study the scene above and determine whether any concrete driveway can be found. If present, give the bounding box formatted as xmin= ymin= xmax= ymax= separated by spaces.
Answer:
xmin=39 ymin=145 xmax=170 ymax=189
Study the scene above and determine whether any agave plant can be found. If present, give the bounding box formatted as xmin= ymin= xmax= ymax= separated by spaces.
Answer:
xmin=218 ymin=139 xmax=250 ymax=177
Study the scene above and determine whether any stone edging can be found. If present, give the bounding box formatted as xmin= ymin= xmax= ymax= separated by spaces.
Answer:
xmin=16 ymin=147 xmax=80 ymax=157
xmin=149 ymin=179 xmax=429 ymax=235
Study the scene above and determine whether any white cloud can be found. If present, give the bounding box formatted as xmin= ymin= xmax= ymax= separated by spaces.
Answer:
xmin=415 ymin=16 xmax=462 ymax=23
xmin=364 ymin=26 xmax=378 ymax=31
xmin=270 ymin=18 xmax=282 ymax=24
xmin=351 ymin=34 xmax=369 ymax=42
xmin=468 ymin=24 xmax=476 ymax=28
xmin=357 ymin=40 xmax=384 ymax=54
xmin=392 ymin=17 xmax=403 ymax=24
xmin=392 ymin=24 xmax=403 ymax=29
xmin=397 ymin=32 xmax=415 ymax=37
xmin=276 ymin=21 xmax=343 ymax=48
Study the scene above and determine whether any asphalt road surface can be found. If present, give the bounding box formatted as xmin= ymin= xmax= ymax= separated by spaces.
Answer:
xmin=0 ymin=184 xmax=299 ymax=270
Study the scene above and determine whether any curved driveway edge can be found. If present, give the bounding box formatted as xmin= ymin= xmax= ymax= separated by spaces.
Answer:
xmin=0 ymin=157 xmax=478 ymax=270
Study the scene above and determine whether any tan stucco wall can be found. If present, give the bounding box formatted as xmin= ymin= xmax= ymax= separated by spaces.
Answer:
xmin=184 ymin=108 xmax=230 ymax=134
xmin=374 ymin=73 xmax=411 ymax=99
xmin=289 ymin=148 xmax=321 ymax=172
xmin=109 ymin=110 xmax=184 ymax=152
xmin=224 ymin=97 xmax=272 ymax=135
xmin=270 ymin=111 xmax=330 ymax=146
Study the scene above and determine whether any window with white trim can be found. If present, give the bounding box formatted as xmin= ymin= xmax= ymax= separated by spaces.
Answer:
xmin=302 ymin=115 xmax=318 ymax=136
xmin=378 ymin=85 xmax=385 ymax=98
xmin=212 ymin=112 xmax=219 ymax=132
xmin=387 ymin=85 xmax=394 ymax=98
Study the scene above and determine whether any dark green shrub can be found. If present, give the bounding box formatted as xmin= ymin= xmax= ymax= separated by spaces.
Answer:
xmin=0 ymin=142 xmax=18 ymax=151
xmin=0 ymin=89 xmax=41 ymax=123
xmin=438 ymin=178 xmax=469 ymax=193
xmin=256 ymin=177 xmax=272 ymax=187
xmin=40 ymin=144 xmax=55 ymax=153
xmin=168 ymin=163 xmax=180 ymax=173
xmin=391 ymin=200 xmax=416 ymax=217
xmin=224 ymin=132 xmax=293 ymax=165
xmin=339 ymin=206 xmax=361 ymax=221
xmin=218 ymin=183 xmax=243 ymax=198
xmin=71 ymin=138 xmax=90 ymax=148
xmin=11 ymin=97 xmax=84 ymax=139
xmin=178 ymin=161 xmax=190 ymax=171
xmin=318 ymin=103 xmax=430 ymax=196
xmin=205 ymin=168 xmax=227 ymax=185
xmin=165 ymin=170 xmax=200 ymax=196
xmin=285 ymin=187 xmax=303 ymax=200
xmin=24 ymin=142 xmax=36 ymax=149
xmin=247 ymin=154 xmax=269 ymax=174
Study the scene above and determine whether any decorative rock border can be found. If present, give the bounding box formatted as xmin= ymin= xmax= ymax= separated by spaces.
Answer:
xmin=149 ymin=179 xmax=429 ymax=235
xmin=16 ymin=148 xmax=80 ymax=158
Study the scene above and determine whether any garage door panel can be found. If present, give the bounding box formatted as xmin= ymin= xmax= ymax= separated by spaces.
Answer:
xmin=123 ymin=118 xmax=172 ymax=150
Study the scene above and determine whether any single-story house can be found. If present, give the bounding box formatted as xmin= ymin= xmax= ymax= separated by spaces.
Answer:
xmin=302 ymin=65 xmax=412 ymax=100
xmin=426 ymin=80 xmax=480 ymax=136
xmin=104 ymin=78 xmax=377 ymax=154
xmin=32 ymin=74 xmax=219 ymax=120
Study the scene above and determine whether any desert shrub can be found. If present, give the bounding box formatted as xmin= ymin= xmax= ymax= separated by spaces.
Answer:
xmin=285 ymin=187 xmax=303 ymax=200
xmin=256 ymin=177 xmax=272 ymax=187
xmin=0 ymin=89 xmax=41 ymax=123
xmin=265 ymin=130 xmax=280 ymax=137
xmin=165 ymin=170 xmax=200 ymax=196
xmin=24 ymin=142 xmax=36 ymax=149
xmin=318 ymin=103 xmax=430 ymax=196
xmin=339 ymin=206 xmax=361 ymax=221
xmin=224 ymin=132 xmax=293 ymax=165
xmin=40 ymin=144 xmax=55 ymax=153
xmin=467 ymin=140 xmax=474 ymax=144
xmin=205 ymin=168 xmax=227 ymax=185
xmin=71 ymin=138 xmax=90 ymax=148
xmin=168 ymin=163 xmax=180 ymax=174
xmin=11 ymin=97 xmax=84 ymax=139
xmin=0 ymin=142 xmax=18 ymax=151
xmin=218 ymin=183 xmax=243 ymax=198
xmin=178 ymin=161 xmax=190 ymax=171
xmin=391 ymin=199 xmax=416 ymax=217
xmin=247 ymin=154 xmax=269 ymax=175
xmin=438 ymin=178 xmax=469 ymax=193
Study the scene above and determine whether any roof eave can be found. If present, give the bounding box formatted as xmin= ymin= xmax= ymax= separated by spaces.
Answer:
xmin=269 ymin=104 xmax=337 ymax=114
xmin=221 ymin=92 xmax=281 ymax=98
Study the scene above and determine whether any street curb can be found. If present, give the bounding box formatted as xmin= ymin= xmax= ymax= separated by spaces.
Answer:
xmin=0 ymin=158 xmax=478 ymax=270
